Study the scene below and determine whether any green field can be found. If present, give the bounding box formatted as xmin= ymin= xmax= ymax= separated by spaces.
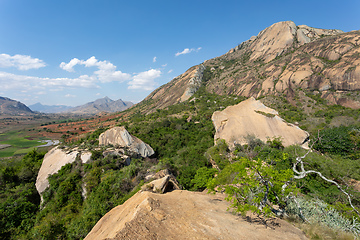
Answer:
xmin=0 ymin=131 xmax=44 ymax=158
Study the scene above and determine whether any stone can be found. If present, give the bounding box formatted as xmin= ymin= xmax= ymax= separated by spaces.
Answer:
xmin=141 ymin=175 xmax=180 ymax=194
xmin=84 ymin=190 xmax=308 ymax=240
xmin=212 ymin=97 xmax=309 ymax=149
xmin=36 ymin=147 xmax=79 ymax=198
xmin=99 ymin=126 xmax=154 ymax=158
xmin=142 ymin=170 xmax=180 ymax=193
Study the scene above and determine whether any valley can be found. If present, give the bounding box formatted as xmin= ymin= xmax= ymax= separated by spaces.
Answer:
xmin=0 ymin=21 xmax=360 ymax=240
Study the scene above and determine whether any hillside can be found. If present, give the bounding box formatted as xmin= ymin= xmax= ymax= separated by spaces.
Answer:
xmin=1 ymin=21 xmax=360 ymax=240
xmin=0 ymin=96 xmax=33 ymax=115
xmin=143 ymin=21 xmax=359 ymax=113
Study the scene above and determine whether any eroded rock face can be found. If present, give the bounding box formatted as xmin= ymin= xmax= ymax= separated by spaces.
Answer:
xmin=99 ymin=126 xmax=154 ymax=158
xmin=230 ymin=21 xmax=343 ymax=63
xmin=84 ymin=190 xmax=307 ymax=240
xmin=212 ymin=97 xmax=309 ymax=149
xmin=142 ymin=21 xmax=360 ymax=113
xmin=35 ymin=147 xmax=91 ymax=198
xmin=180 ymin=64 xmax=205 ymax=102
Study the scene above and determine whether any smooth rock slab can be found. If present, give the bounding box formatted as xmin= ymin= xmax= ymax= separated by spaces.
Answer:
xmin=212 ymin=97 xmax=309 ymax=149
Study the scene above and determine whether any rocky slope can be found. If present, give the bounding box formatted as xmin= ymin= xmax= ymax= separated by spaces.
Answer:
xmin=143 ymin=21 xmax=360 ymax=112
xmin=64 ymin=96 xmax=133 ymax=114
xmin=0 ymin=96 xmax=33 ymax=115
xmin=85 ymin=190 xmax=307 ymax=240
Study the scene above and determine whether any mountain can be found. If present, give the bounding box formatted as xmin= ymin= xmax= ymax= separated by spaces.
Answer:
xmin=143 ymin=21 xmax=360 ymax=112
xmin=29 ymin=102 xmax=73 ymax=113
xmin=64 ymin=96 xmax=134 ymax=114
xmin=0 ymin=96 xmax=33 ymax=115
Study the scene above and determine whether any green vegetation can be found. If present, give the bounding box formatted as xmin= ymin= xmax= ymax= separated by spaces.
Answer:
xmin=254 ymin=110 xmax=276 ymax=118
xmin=0 ymin=131 xmax=45 ymax=158
xmin=313 ymin=125 xmax=360 ymax=158
xmin=1 ymin=84 xmax=360 ymax=239
xmin=0 ymin=150 xmax=45 ymax=239
xmin=207 ymin=138 xmax=360 ymax=237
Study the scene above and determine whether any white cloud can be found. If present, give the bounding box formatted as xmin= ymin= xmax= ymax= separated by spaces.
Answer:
xmin=96 ymin=93 xmax=101 ymax=96
xmin=59 ymin=58 xmax=81 ymax=72
xmin=175 ymin=47 xmax=202 ymax=57
xmin=162 ymin=63 xmax=167 ymax=67
xmin=168 ymin=69 xmax=173 ymax=73
xmin=0 ymin=71 xmax=99 ymax=92
xmin=153 ymin=56 xmax=157 ymax=63
xmin=60 ymin=56 xmax=131 ymax=83
xmin=128 ymin=69 xmax=161 ymax=91
xmin=65 ymin=94 xmax=76 ymax=98
xmin=0 ymin=53 xmax=46 ymax=70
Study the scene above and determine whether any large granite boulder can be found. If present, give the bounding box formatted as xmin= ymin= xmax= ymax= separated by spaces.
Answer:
xmin=212 ymin=97 xmax=309 ymax=149
xmin=35 ymin=146 xmax=91 ymax=199
xmin=99 ymin=126 xmax=154 ymax=158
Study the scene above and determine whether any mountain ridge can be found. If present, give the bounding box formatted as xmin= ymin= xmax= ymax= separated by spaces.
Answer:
xmin=63 ymin=96 xmax=134 ymax=114
xmin=142 ymin=21 xmax=359 ymax=113
xmin=0 ymin=96 xmax=33 ymax=115
xmin=29 ymin=102 xmax=73 ymax=113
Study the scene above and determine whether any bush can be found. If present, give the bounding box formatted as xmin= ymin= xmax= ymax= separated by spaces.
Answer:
xmin=286 ymin=197 xmax=360 ymax=236
xmin=313 ymin=126 xmax=358 ymax=157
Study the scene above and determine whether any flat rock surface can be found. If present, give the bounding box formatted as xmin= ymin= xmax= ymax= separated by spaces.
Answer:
xmin=212 ymin=97 xmax=309 ymax=148
xmin=85 ymin=190 xmax=307 ymax=240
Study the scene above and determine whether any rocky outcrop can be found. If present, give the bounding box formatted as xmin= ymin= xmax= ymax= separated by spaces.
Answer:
xmin=180 ymin=64 xmax=205 ymax=102
xmin=143 ymin=65 xmax=206 ymax=112
xmin=35 ymin=146 xmax=91 ymax=198
xmin=228 ymin=21 xmax=343 ymax=63
xmin=141 ymin=174 xmax=180 ymax=194
xmin=84 ymin=190 xmax=307 ymax=240
xmin=142 ymin=21 xmax=359 ymax=113
xmin=212 ymin=97 xmax=309 ymax=149
xmin=99 ymin=126 xmax=154 ymax=158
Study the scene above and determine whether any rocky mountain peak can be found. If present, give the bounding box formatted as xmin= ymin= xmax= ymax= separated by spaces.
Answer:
xmin=143 ymin=21 xmax=359 ymax=112
xmin=228 ymin=21 xmax=344 ymax=63
xmin=64 ymin=97 xmax=133 ymax=114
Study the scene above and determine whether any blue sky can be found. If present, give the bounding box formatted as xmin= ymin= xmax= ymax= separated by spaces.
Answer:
xmin=0 ymin=0 xmax=359 ymax=106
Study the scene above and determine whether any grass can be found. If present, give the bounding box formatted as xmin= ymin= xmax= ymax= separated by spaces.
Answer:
xmin=0 ymin=131 xmax=44 ymax=158
xmin=296 ymin=222 xmax=356 ymax=240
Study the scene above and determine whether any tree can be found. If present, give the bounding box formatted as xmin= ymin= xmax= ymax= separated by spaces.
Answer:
xmin=208 ymin=154 xmax=297 ymax=217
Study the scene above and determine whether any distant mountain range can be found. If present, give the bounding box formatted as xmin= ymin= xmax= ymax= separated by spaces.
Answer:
xmin=29 ymin=103 xmax=73 ymax=113
xmin=63 ymin=97 xmax=134 ymax=114
xmin=1 ymin=96 xmax=133 ymax=115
